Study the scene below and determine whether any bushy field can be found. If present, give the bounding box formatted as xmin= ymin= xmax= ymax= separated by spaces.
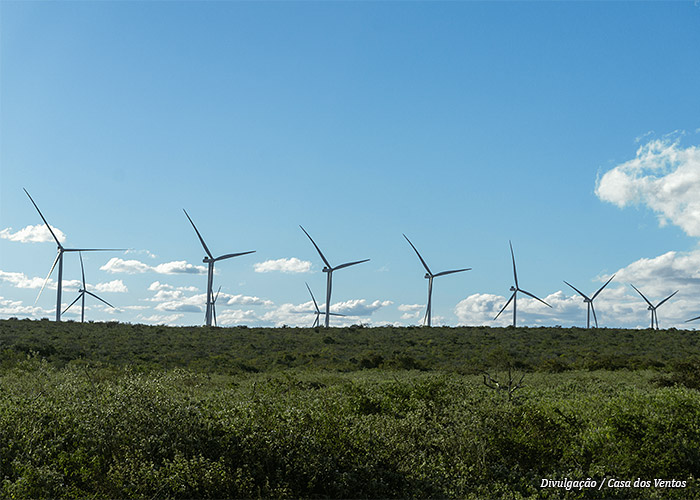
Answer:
xmin=1 ymin=319 xmax=700 ymax=498
xmin=2 ymin=318 xmax=699 ymax=373
xmin=1 ymin=356 xmax=699 ymax=499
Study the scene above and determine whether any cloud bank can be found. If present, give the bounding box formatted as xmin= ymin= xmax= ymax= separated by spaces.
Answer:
xmin=0 ymin=224 xmax=66 ymax=243
xmin=101 ymin=258 xmax=206 ymax=275
xmin=595 ymin=136 xmax=700 ymax=236
xmin=254 ymin=257 xmax=312 ymax=274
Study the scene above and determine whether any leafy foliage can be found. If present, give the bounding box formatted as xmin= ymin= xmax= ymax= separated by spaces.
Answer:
xmin=1 ymin=319 xmax=698 ymax=373
xmin=0 ymin=358 xmax=698 ymax=499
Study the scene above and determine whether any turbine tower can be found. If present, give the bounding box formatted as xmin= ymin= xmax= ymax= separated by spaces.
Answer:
xmin=24 ymin=189 xmax=123 ymax=322
xmin=305 ymin=282 xmax=345 ymax=327
xmin=630 ymin=284 xmax=678 ymax=330
xmin=184 ymin=209 xmax=255 ymax=327
xmin=563 ymin=274 xmax=615 ymax=328
xmin=403 ymin=234 xmax=471 ymax=327
xmin=63 ymin=252 xmax=115 ymax=322
xmin=494 ymin=241 xmax=551 ymax=327
xmin=300 ymin=226 xmax=369 ymax=327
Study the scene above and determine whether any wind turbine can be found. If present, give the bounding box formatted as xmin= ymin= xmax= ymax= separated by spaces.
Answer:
xmin=630 ymin=284 xmax=678 ymax=330
xmin=24 ymin=188 xmax=123 ymax=322
xmin=563 ymin=274 xmax=615 ymax=328
xmin=300 ymin=226 xmax=369 ymax=327
xmin=494 ymin=241 xmax=551 ymax=327
xmin=403 ymin=234 xmax=471 ymax=327
xmin=211 ymin=286 xmax=221 ymax=327
xmin=63 ymin=252 xmax=115 ymax=322
xmin=184 ymin=209 xmax=255 ymax=327
xmin=305 ymin=282 xmax=345 ymax=327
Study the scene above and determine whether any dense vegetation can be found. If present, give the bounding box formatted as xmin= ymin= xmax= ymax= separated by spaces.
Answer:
xmin=2 ymin=318 xmax=699 ymax=373
xmin=1 ymin=319 xmax=699 ymax=498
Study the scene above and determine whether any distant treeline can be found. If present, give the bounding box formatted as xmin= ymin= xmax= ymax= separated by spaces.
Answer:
xmin=1 ymin=318 xmax=699 ymax=373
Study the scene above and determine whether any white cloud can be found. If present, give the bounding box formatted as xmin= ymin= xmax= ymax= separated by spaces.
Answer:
xmin=156 ymin=302 xmax=202 ymax=313
xmin=101 ymin=258 xmax=206 ymax=275
xmin=153 ymin=261 xmax=207 ymax=274
xmin=595 ymin=136 xmax=700 ymax=236
xmin=601 ymin=250 xmax=700 ymax=296
xmin=0 ymin=270 xmax=49 ymax=289
xmin=101 ymin=258 xmax=151 ymax=274
xmin=153 ymin=292 xmax=205 ymax=312
xmin=147 ymin=281 xmax=198 ymax=292
xmin=225 ymin=294 xmax=274 ymax=307
xmin=398 ymin=303 xmax=424 ymax=312
xmin=0 ymin=297 xmax=47 ymax=316
xmin=454 ymin=292 xmax=561 ymax=327
xmin=216 ymin=309 xmax=262 ymax=326
xmin=137 ymin=313 xmax=185 ymax=325
xmin=0 ymin=224 xmax=66 ymax=243
xmin=94 ymin=280 xmax=128 ymax=293
xmin=398 ymin=304 xmax=423 ymax=320
xmin=254 ymin=257 xmax=312 ymax=274
xmin=331 ymin=299 xmax=393 ymax=316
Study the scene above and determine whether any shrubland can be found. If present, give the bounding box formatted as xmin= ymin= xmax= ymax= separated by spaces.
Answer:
xmin=0 ymin=319 xmax=699 ymax=498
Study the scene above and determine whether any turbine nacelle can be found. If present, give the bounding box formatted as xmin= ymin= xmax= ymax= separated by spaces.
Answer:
xmin=424 ymin=273 xmax=431 ymax=280
xmin=510 ymin=285 xmax=517 ymax=292
xmin=322 ymin=267 xmax=330 ymax=273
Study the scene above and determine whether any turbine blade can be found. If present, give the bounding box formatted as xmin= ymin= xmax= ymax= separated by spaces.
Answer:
xmin=329 ymin=312 xmax=346 ymax=317
xmin=434 ymin=268 xmax=471 ymax=277
xmin=85 ymin=290 xmax=115 ymax=309
xmin=214 ymin=286 xmax=221 ymax=303
xmin=518 ymin=288 xmax=551 ymax=308
xmin=494 ymin=292 xmax=516 ymax=320
xmin=62 ymin=293 xmax=83 ymax=314
xmin=23 ymin=188 xmax=62 ymax=247
xmin=214 ymin=251 xmax=255 ymax=261
xmin=79 ymin=252 xmax=86 ymax=289
xmin=403 ymin=234 xmax=432 ymax=275
xmin=64 ymin=248 xmax=126 ymax=252
xmin=630 ymin=284 xmax=653 ymax=308
xmin=305 ymin=282 xmax=320 ymax=313
xmin=36 ymin=253 xmax=60 ymax=304
xmin=300 ymin=225 xmax=331 ymax=268
xmin=590 ymin=302 xmax=599 ymax=328
xmin=656 ymin=290 xmax=679 ymax=309
xmin=591 ymin=274 xmax=615 ymax=300
xmin=563 ymin=281 xmax=590 ymax=301
xmin=334 ymin=259 xmax=370 ymax=271
xmin=685 ymin=316 xmax=700 ymax=323
xmin=509 ymin=240 xmax=518 ymax=289
xmin=183 ymin=209 xmax=213 ymax=259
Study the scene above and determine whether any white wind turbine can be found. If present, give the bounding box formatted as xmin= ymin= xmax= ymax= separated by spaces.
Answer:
xmin=403 ymin=234 xmax=471 ymax=327
xmin=24 ymin=188 xmax=123 ymax=322
xmin=184 ymin=209 xmax=255 ymax=327
xmin=300 ymin=226 xmax=369 ymax=328
xmin=305 ymin=282 xmax=345 ymax=328
xmin=563 ymin=274 xmax=615 ymax=328
xmin=494 ymin=241 xmax=551 ymax=327
xmin=63 ymin=252 xmax=115 ymax=322
xmin=211 ymin=286 xmax=221 ymax=327
xmin=630 ymin=284 xmax=678 ymax=330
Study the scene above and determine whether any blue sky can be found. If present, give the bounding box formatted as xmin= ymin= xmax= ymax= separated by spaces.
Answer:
xmin=2 ymin=1 xmax=700 ymax=328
